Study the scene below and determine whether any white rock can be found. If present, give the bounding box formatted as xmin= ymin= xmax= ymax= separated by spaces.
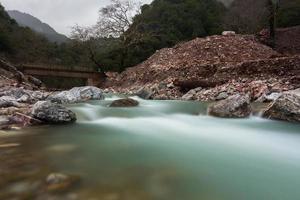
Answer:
xmin=222 ymin=31 xmax=236 ymax=36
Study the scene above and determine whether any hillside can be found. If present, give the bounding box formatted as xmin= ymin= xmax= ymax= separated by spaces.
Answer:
xmin=7 ymin=10 xmax=68 ymax=43
xmin=107 ymin=32 xmax=300 ymax=101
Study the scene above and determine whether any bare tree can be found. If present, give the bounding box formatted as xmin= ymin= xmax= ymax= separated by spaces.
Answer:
xmin=95 ymin=0 xmax=141 ymax=39
xmin=70 ymin=24 xmax=107 ymax=78
xmin=71 ymin=0 xmax=141 ymax=76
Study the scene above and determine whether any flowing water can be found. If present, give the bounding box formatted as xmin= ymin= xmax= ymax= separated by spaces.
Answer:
xmin=1 ymin=96 xmax=300 ymax=200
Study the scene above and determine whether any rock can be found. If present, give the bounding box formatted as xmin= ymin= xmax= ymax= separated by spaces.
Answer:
xmin=31 ymin=101 xmax=76 ymax=124
xmin=46 ymin=173 xmax=80 ymax=193
xmin=110 ymin=98 xmax=139 ymax=107
xmin=167 ymin=82 xmax=175 ymax=89
xmin=215 ymin=92 xmax=229 ymax=100
xmin=208 ymin=94 xmax=252 ymax=118
xmin=263 ymin=93 xmax=300 ymax=123
xmin=0 ymin=59 xmax=26 ymax=83
xmin=48 ymin=86 xmax=104 ymax=104
xmin=0 ymin=88 xmax=48 ymax=103
xmin=182 ymin=87 xmax=202 ymax=101
xmin=222 ymin=31 xmax=236 ymax=36
xmin=288 ymin=88 xmax=300 ymax=97
xmin=0 ymin=96 xmax=21 ymax=108
xmin=256 ymin=92 xmax=282 ymax=102
xmin=135 ymin=87 xmax=153 ymax=99
xmin=27 ymin=75 xmax=43 ymax=87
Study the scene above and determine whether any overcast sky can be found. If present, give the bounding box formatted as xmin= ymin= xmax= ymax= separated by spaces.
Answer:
xmin=0 ymin=0 xmax=152 ymax=36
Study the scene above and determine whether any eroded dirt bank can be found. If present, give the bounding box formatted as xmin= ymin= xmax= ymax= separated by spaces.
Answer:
xmin=105 ymin=28 xmax=300 ymax=102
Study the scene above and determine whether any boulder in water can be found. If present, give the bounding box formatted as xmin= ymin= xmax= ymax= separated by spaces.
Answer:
xmin=31 ymin=101 xmax=76 ymax=124
xmin=208 ymin=94 xmax=251 ymax=118
xmin=110 ymin=98 xmax=139 ymax=107
xmin=263 ymin=93 xmax=300 ymax=123
xmin=48 ymin=86 xmax=104 ymax=104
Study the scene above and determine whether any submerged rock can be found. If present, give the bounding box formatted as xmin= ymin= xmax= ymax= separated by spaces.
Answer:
xmin=32 ymin=101 xmax=76 ymax=124
xmin=263 ymin=93 xmax=300 ymax=123
xmin=48 ymin=86 xmax=104 ymax=104
xmin=46 ymin=173 xmax=80 ymax=193
xmin=208 ymin=94 xmax=252 ymax=118
xmin=110 ymin=98 xmax=139 ymax=107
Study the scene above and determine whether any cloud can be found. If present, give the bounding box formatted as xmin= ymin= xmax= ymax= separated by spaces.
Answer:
xmin=0 ymin=0 xmax=152 ymax=35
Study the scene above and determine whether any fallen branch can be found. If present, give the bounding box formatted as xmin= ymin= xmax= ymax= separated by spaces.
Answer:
xmin=15 ymin=112 xmax=42 ymax=124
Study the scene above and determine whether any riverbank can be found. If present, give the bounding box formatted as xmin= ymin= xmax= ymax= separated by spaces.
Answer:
xmin=1 ymin=30 xmax=300 ymax=129
xmin=104 ymin=33 xmax=300 ymax=102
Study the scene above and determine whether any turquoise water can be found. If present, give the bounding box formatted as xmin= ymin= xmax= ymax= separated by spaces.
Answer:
xmin=4 ymin=96 xmax=300 ymax=200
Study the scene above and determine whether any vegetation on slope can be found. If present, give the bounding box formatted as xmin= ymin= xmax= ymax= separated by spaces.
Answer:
xmin=224 ymin=0 xmax=300 ymax=33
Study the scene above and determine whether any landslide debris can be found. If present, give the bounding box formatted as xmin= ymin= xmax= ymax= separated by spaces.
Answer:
xmin=107 ymin=33 xmax=299 ymax=101
xmin=109 ymin=34 xmax=280 ymax=88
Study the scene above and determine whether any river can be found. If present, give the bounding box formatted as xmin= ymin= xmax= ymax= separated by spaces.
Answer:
xmin=1 ymin=96 xmax=300 ymax=200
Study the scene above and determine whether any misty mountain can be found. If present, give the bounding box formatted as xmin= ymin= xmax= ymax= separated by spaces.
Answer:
xmin=7 ymin=10 xmax=69 ymax=43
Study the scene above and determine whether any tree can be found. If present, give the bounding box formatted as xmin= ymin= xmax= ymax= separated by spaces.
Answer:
xmin=122 ymin=0 xmax=226 ymax=67
xmin=224 ymin=0 xmax=300 ymax=35
xmin=71 ymin=0 xmax=141 ymax=76
xmin=95 ymin=0 xmax=140 ymax=39
xmin=267 ymin=0 xmax=280 ymax=47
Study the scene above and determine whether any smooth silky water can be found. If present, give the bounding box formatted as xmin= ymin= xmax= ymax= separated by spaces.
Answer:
xmin=2 ymin=95 xmax=300 ymax=200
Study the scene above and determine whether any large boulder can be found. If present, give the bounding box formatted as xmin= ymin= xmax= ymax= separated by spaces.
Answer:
xmin=263 ymin=93 xmax=300 ymax=123
xmin=48 ymin=86 xmax=104 ymax=104
xmin=32 ymin=101 xmax=76 ymax=124
xmin=110 ymin=98 xmax=139 ymax=107
xmin=208 ymin=94 xmax=252 ymax=118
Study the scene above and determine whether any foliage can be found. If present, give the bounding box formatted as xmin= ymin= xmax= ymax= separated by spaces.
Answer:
xmin=120 ymin=0 xmax=226 ymax=69
xmin=277 ymin=0 xmax=300 ymax=27
xmin=224 ymin=0 xmax=300 ymax=34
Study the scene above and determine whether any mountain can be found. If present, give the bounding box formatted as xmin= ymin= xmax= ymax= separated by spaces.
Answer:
xmin=7 ymin=10 xmax=69 ymax=43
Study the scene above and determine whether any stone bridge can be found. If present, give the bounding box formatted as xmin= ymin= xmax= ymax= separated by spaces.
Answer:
xmin=17 ymin=64 xmax=103 ymax=86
